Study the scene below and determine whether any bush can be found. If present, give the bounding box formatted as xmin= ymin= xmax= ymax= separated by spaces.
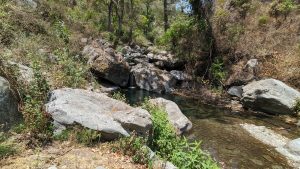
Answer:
xmin=294 ymin=98 xmax=300 ymax=114
xmin=210 ymin=57 xmax=226 ymax=86
xmin=226 ymin=23 xmax=244 ymax=44
xmin=0 ymin=133 xmax=16 ymax=159
xmin=258 ymin=15 xmax=269 ymax=26
xmin=111 ymin=91 xmax=127 ymax=103
xmin=270 ymin=0 xmax=296 ymax=17
xmin=213 ymin=8 xmax=230 ymax=31
xmin=142 ymin=99 xmax=219 ymax=169
xmin=116 ymin=134 xmax=150 ymax=164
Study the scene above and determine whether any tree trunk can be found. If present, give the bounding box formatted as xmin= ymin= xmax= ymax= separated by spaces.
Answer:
xmin=163 ymin=0 xmax=169 ymax=31
xmin=108 ymin=0 xmax=113 ymax=32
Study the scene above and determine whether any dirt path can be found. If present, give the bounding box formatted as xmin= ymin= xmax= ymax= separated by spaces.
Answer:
xmin=0 ymin=141 xmax=146 ymax=169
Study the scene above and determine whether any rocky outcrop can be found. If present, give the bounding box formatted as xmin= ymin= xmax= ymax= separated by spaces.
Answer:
xmin=83 ymin=40 xmax=130 ymax=87
xmin=45 ymin=88 xmax=152 ymax=140
xmin=15 ymin=0 xmax=37 ymax=9
xmin=149 ymin=98 xmax=192 ymax=135
xmin=131 ymin=63 xmax=177 ymax=93
xmin=0 ymin=76 xmax=21 ymax=130
xmin=241 ymin=79 xmax=300 ymax=114
xmin=226 ymin=59 xmax=259 ymax=86
xmin=7 ymin=61 xmax=34 ymax=84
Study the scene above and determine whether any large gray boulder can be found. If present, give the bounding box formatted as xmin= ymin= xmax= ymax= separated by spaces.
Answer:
xmin=149 ymin=98 xmax=192 ymax=135
xmin=45 ymin=88 xmax=152 ymax=140
xmin=82 ymin=41 xmax=130 ymax=87
xmin=242 ymin=79 xmax=300 ymax=114
xmin=131 ymin=63 xmax=177 ymax=93
xmin=0 ymin=77 xmax=21 ymax=130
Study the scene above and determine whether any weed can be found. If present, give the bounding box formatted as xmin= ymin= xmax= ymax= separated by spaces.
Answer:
xmin=53 ymin=20 xmax=70 ymax=44
xmin=210 ymin=58 xmax=226 ymax=86
xmin=0 ymin=133 xmax=16 ymax=159
xmin=294 ymin=98 xmax=300 ymax=114
xmin=226 ymin=23 xmax=244 ymax=44
xmin=111 ymin=91 xmax=127 ymax=103
xmin=213 ymin=8 xmax=230 ymax=32
xmin=258 ymin=15 xmax=269 ymax=26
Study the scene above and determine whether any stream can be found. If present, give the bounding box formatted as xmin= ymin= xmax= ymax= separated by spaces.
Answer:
xmin=120 ymin=88 xmax=300 ymax=169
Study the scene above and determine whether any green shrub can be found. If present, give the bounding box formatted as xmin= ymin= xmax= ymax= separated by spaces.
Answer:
xmin=213 ymin=8 xmax=230 ymax=31
xmin=54 ymin=49 xmax=88 ymax=88
xmin=21 ymin=59 xmax=52 ymax=143
xmin=226 ymin=23 xmax=244 ymax=44
xmin=270 ymin=0 xmax=296 ymax=16
xmin=53 ymin=20 xmax=70 ymax=44
xmin=210 ymin=57 xmax=226 ymax=86
xmin=0 ymin=133 xmax=16 ymax=159
xmin=116 ymin=134 xmax=150 ymax=164
xmin=258 ymin=15 xmax=269 ymax=26
xmin=142 ymin=99 xmax=219 ymax=169
xmin=111 ymin=91 xmax=127 ymax=103
xmin=294 ymin=98 xmax=300 ymax=114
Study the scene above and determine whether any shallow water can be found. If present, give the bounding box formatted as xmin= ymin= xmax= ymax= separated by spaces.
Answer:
xmin=121 ymin=88 xmax=299 ymax=169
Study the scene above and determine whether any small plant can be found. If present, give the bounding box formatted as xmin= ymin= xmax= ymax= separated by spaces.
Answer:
xmin=53 ymin=20 xmax=70 ymax=44
xmin=213 ymin=8 xmax=230 ymax=31
xmin=210 ymin=57 xmax=226 ymax=86
xmin=226 ymin=23 xmax=244 ymax=44
xmin=258 ymin=15 xmax=269 ymax=26
xmin=294 ymin=98 xmax=300 ymax=114
xmin=111 ymin=91 xmax=127 ymax=103
xmin=0 ymin=133 xmax=16 ymax=159
xmin=75 ymin=127 xmax=101 ymax=146
xmin=116 ymin=133 xmax=150 ymax=164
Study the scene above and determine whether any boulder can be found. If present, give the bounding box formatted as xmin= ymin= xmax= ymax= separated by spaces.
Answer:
xmin=242 ymin=79 xmax=300 ymax=114
xmin=227 ymin=86 xmax=243 ymax=98
xmin=0 ymin=76 xmax=21 ymax=130
xmin=45 ymin=88 xmax=152 ymax=140
xmin=131 ymin=63 xmax=177 ymax=93
xmin=226 ymin=59 xmax=259 ymax=86
xmin=149 ymin=98 xmax=192 ymax=135
xmin=147 ymin=53 xmax=185 ymax=71
xmin=285 ymin=138 xmax=300 ymax=156
xmin=170 ymin=70 xmax=191 ymax=81
xmin=82 ymin=41 xmax=130 ymax=87
xmin=7 ymin=61 xmax=34 ymax=84
xmin=15 ymin=0 xmax=37 ymax=9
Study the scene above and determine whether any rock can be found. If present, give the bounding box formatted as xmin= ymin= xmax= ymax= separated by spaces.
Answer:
xmin=170 ymin=70 xmax=191 ymax=81
xmin=146 ymin=146 xmax=178 ymax=169
xmin=0 ymin=77 xmax=21 ymax=130
xmin=48 ymin=165 xmax=58 ymax=169
xmin=95 ymin=166 xmax=106 ymax=169
xmin=226 ymin=59 xmax=259 ymax=86
xmin=147 ymin=53 xmax=185 ymax=71
xmin=83 ymin=41 xmax=130 ymax=87
xmin=15 ymin=0 xmax=37 ymax=9
xmin=45 ymin=88 xmax=152 ymax=140
xmin=149 ymin=98 xmax=192 ymax=135
xmin=7 ymin=61 xmax=34 ymax=84
xmin=227 ymin=86 xmax=243 ymax=98
xmin=131 ymin=63 xmax=177 ymax=93
xmin=242 ymin=79 xmax=300 ymax=114
xmin=284 ymin=138 xmax=300 ymax=156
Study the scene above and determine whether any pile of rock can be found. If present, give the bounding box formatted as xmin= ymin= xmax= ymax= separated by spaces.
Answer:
xmin=82 ymin=39 xmax=190 ymax=93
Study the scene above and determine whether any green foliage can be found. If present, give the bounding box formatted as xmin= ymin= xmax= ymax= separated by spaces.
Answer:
xmin=258 ymin=15 xmax=269 ymax=26
xmin=111 ymin=91 xmax=127 ymax=103
xmin=210 ymin=57 xmax=226 ymax=86
xmin=54 ymin=49 xmax=88 ymax=88
xmin=75 ymin=127 xmax=101 ymax=146
xmin=226 ymin=23 xmax=244 ymax=44
xmin=294 ymin=98 xmax=300 ymax=114
xmin=117 ymin=134 xmax=150 ymax=164
xmin=53 ymin=20 xmax=70 ymax=44
xmin=270 ymin=0 xmax=296 ymax=16
xmin=142 ymin=99 xmax=219 ymax=169
xmin=230 ymin=0 xmax=252 ymax=17
xmin=0 ymin=133 xmax=16 ymax=159
xmin=213 ymin=8 xmax=230 ymax=31
xmin=21 ymin=59 xmax=52 ymax=142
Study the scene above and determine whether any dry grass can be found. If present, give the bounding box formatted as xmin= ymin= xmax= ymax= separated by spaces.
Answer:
xmin=0 ymin=141 xmax=147 ymax=169
xmin=212 ymin=0 xmax=300 ymax=89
